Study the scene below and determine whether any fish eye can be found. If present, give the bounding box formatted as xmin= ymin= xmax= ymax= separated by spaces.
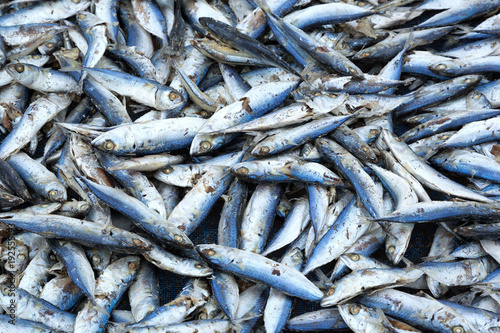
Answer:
xmin=163 ymin=167 xmax=174 ymax=174
xmin=72 ymin=0 xmax=81 ymax=3
xmin=128 ymin=261 xmax=138 ymax=270
xmin=174 ymin=235 xmax=183 ymax=242
xmin=14 ymin=64 xmax=24 ymax=73
xmin=199 ymin=313 xmax=207 ymax=320
xmin=169 ymin=91 xmax=180 ymax=101
xmin=200 ymin=141 xmax=212 ymax=151
xmin=102 ymin=140 xmax=115 ymax=151
xmin=78 ymin=14 xmax=86 ymax=20
xmin=33 ymin=55 xmax=41 ymax=60
xmin=48 ymin=190 xmax=58 ymax=199
xmin=259 ymin=146 xmax=270 ymax=154
xmin=195 ymin=264 xmax=203 ymax=269
xmin=237 ymin=167 xmax=249 ymax=175
xmin=46 ymin=42 xmax=55 ymax=48
xmin=200 ymin=111 xmax=208 ymax=118
xmin=473 ymin=93 xmax=481 ymax=99
xmin=436 ymin=64 xmax=447 ymax=70
xmin=361 ymin=52 xmax=371 ymax=58
xmin=348 ymin=67 xmax=358 ymax=74
xmin=17 ymin=254 xmax=26 ymax=261
xmin=349 ymin=304 xmax=360 ymax=315
xmin=132 ymin=238 xmax=149 ymax=247
xmin=369 ymin=129 xmax=380 ymax=135
xmin=80 ymin=203 xmax=89 ymax=211
xmin=318 ymin=139 xmax=328 ymax=146
xmin=206 ymin=249 xmax=216 ymax=256
xmin=349 ymin=253 xmax=360 ymax=261
xmin=387 ymin=246 xmax=395 ymax=254
xmin=326 ymin=287 xmax=335 ymax=296
xmin=464 ymin=78 xmax=472 ymax=84
xmin=92 ymin=255 xmax=101 ymax=264
xmin=452 ymin=326 xmax=464 ymax=333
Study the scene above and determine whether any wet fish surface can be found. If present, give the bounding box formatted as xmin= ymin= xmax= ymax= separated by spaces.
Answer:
xmin=0 ymin=1 xmax=498 ymax=333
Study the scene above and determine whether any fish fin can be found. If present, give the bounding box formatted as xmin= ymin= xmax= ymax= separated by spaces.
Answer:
xmin=377 ymin=222 xmax=397 ymax=238
xmin=277 ymin=165 xmax=292 ymax=176
xmin=107 ymin=162 xmax=126 ymax=172
xmin=129 ymin=104 xmax=150 ymax=114
xmin=402 ymin=30 xmax=415 ymax=52
xmin=376 ymin=308 xmax=400 ymax=332
xmin=403 ymin=77 xmax=417 ymax=86
xmin=103 ymin=322 xmax=127 ymax=333
xmin=439 ymin=222 xmax=464 ymax=242
xmin=313 ymin=268 xmax=333 ymax=289
xmin=417 ymin=290 xmax=437 ymax=301
xmin=220 ymin=194 xmax=230 ymax=203
xmin=301 ymin=61 xmax=318 ymax=87
xmin=253 ymin=0 xmax=273 ymax=13
xmin=91 ymin=300 xmax=109 ymax=316
xmin=58 ymin=65 xmax=83 ymax=72
xmin=400 ymin=257 xmax=415 ymax=268
xmin=49 ymin=261 xmax=65 ymax=272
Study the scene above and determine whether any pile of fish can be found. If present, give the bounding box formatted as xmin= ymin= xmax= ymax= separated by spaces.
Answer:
xmin=1 ymin=0 xmax=500 ymax=332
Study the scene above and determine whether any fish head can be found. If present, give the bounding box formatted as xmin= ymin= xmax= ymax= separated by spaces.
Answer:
xmin=229 ymin=162 xmax=262 ymax=180
xmin=92 ymin=133 xmax=121 ymax=154
xmin=6 ymin=63 xmax=36 ymax=86
xmin=156 ymin=87 xmax=185 ymax=110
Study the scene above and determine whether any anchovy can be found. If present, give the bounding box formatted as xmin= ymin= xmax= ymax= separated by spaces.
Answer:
xmin=128 ymin=261 xmax=160 ymax=322
xmin=316 ymin=138 xmax=384 ymax=218
xmin=358 ymin=289 xmax=480 ymax=333
xmin=322 ymin=267 xmax=423 ymax=306
xmin=286 ymin=308 xmax=349 ymax=331
xmin=251 ymin=115 xmax=352 ymax=156
xmin=303 ymin=197 xmax=372 ymax=275
xmin=283 ymin=3 xmax=375 ymax=30
xmin=40 ymin=276 xmax=84 ymax=311
xmin=197 ymin=244 xmax=323 ymax=301
xmin=264 ymin=248 xmax=303 ymax=333
xmin=0 ymin=214 xmax=152 ymax=253
xmin=0 ymin=0 xmax=91 ymax=26
xmin=239 ymin=183 xmax=284 ymax=254
xmin=78 ymin=177 xmax=193 ymax=250
xmin=92 ymin=118 xmax=206 ymax=156
xmin=382 ymin=129 xmax=492 ymax=203
xmin=74 ymin=256 xmax=140 ymax=333
xmin=0 ymin=94 xmax=71 ymax=160
xmin=200 ymin=17 xmax=299 ymax=75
